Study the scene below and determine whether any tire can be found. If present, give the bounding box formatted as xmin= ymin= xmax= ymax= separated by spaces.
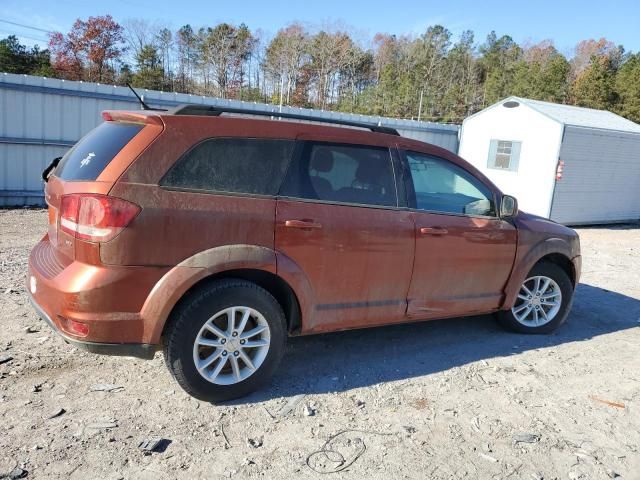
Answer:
xmin=497 ymin=261 xmax=574 ymax=334
xmin=163 ymin=279 xmax=287 ymax=402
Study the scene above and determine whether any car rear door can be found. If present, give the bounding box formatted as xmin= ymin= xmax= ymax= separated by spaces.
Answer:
xmin=275 ymin=140 xmax=414 ymax=333
xmin=400 ymin=150 xmax=517 ymax=319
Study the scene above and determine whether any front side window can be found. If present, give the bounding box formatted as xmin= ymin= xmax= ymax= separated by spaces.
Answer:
xmin=280 ymin=143 xmax=397 ymax=207
xmin=406 ymin=152 xmax=495 ymax=216
xmin=488 ymin=139 xmax=522 ymax=171
xmin=161 ymin=138 xmax=294 ymax=195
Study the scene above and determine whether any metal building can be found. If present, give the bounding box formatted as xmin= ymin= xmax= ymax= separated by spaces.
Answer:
xmin=459 ymin=96 xmax=640 ymax=225
xmin=0 ymin=73 xmax=460 ymax=206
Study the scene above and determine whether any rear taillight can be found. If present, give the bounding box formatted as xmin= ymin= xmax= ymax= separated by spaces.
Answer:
xmin=59 ymin=194 xmax=140 ymax=242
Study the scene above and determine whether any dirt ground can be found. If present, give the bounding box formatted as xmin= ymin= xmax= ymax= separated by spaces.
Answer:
xmin=0 ymin=208 xmax=638 ymax=480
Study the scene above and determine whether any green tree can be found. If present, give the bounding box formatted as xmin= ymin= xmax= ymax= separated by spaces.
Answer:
xmin=571 ymin=56 xmax=616 ymax=109
xmin=0 ymin=35 xmax=53 ymax=75
xmin=614 ymin=53 xmax=640 ymax=122
xmin=512 ymin=42 xmax=570 ymax=102
xmin=479 ymin=31 xmax=522 ymax=105
xmin=441 ymin=30 xmax=480 ymax=121
xmin=132 ymin=44 xmax=163 ymax=90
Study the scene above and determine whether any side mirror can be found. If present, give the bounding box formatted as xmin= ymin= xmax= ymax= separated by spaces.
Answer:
xmin=500 ymin=195 xmax=518 ymax=218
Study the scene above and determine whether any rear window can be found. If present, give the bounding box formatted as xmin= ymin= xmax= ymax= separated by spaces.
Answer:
xmin=161 ymin=138 xmax=295 ymax=196
xmin=55 ymin=122 xmax=144 ymax=181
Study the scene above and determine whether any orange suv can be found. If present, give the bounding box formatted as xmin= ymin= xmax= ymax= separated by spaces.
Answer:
xmin=28 ymin=105 xmax=581 ymax=401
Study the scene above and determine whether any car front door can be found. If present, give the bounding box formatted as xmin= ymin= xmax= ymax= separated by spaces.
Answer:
xmin=401 ymin=150 xmax=517 ymax=320
xmin=275 ymin=141 xmax=414 ymax=333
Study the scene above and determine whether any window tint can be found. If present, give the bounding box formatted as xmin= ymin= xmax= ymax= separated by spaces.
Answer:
xmin=280 ymin=143 xmax=396 ymax=207
xmin=488 ymin=139 xmax=521 ymax=171
xmin=56 ymin=122 xmax=144 ymax=181
xmin=161 ymin=138 xmax=295 ymax=195
xmin=406 ymin=152 xmax=495 ymax=216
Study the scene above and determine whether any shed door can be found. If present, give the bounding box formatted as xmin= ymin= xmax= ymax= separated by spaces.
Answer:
xmin=550 ymin=126 xmax=640 ymax=224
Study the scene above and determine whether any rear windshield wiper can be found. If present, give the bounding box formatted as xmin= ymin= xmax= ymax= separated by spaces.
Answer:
xmin=42 ymin=156 xmax=61 ymax=182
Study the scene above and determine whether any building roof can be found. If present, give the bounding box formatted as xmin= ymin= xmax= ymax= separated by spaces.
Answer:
xmin=501 ymin=96 xmax=640 ymax=133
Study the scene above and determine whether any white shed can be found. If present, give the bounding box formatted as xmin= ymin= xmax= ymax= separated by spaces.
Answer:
xmin=458 ymin=96 xmax=640 ymax=225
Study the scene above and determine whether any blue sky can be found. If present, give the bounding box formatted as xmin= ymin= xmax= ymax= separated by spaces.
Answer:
xmin=1 ymin=0 xmax=639 ymax=56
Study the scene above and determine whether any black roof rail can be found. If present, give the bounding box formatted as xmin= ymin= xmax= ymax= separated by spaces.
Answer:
xmin=169 ymin=104 xmax=400 ymax=136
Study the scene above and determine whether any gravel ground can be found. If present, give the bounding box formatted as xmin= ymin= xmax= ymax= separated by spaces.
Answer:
xmin=0 ymin=208 xmax=639 ymax=480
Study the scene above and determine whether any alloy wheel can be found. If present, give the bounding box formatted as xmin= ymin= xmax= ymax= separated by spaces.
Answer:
xmin=511 ymin=275 xmax=562 ymax=327
xmin=192 ymin=306 xmax=271 ymax=385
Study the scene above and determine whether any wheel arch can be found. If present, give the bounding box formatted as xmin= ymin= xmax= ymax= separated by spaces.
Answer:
xmin=535 ymin=252 xmax=576 ymax=287
xmin=170 ymin=269 xmax=303 ymax=336
xmin=502 ymin=238 xmax=576 ymax=309
xmin=140 ymin=244 xmax=311 ymax=344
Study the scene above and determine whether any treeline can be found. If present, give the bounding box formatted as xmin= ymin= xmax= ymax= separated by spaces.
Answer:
xmin=1 ymin=15 xmax=639 ymax=123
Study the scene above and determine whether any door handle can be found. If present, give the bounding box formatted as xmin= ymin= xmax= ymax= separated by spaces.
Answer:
xmin=420 ymin=227 xmax=448 ymax=236
xmin=284 ymin=219 xmax=322 ymax=229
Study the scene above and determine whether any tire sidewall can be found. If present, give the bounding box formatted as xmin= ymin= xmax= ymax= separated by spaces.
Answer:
xmin=165 ymin=280 xmax=287 ymax=402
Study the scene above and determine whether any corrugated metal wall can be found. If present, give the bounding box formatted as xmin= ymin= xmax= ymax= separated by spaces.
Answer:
xmin=0 ymin=73 xmax=460 ymax=206
xmin=550 ymin=126 xmax=640 ymax=224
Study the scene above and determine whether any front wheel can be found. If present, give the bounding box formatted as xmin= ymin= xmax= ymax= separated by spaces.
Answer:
xmin=163 ymin=279 xmax=287 ymax=402
xmin=497 ymin=261 xmax=574 ymax=334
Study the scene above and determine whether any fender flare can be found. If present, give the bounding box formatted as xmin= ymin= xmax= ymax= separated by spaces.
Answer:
xmin=502 ymin=237 xmax=574 ymax=309
xmin=139 ymin=245 xmax=314 ymax=343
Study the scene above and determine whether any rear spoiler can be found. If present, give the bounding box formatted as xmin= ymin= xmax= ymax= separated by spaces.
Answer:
xmin=101 ymin=110 xmax=163 ymax=126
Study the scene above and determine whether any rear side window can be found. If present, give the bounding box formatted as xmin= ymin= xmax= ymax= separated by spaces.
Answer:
xmin=161 ymin=138 xmax=295 ymax=195
xmin=280 ymin=142 xmax=397 ymax=207
xmin=56 ymin=122 xmax=144 ymax=181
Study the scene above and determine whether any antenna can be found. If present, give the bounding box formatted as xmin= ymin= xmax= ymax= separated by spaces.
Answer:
xmin=126 ymin=83 xmax=156 ymax=111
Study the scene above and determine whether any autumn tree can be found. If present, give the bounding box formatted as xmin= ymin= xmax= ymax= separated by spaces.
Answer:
xmin=49 ymin=15 xmax=125 ymax=82
xmin=571 ymin=38 xmax=620 ymax=77
xmin=25 ymin=15 xmax=640 ymax=124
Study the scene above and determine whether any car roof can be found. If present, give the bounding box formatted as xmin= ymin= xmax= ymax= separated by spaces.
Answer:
xmin=105 ymin=108 xmax=502 ymax=196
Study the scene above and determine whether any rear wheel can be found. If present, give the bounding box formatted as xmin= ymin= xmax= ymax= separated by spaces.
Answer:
xmin=497 ymin=261 xmax=573 ymax=334
xmin=163 ymin=279 xmax=287 ymax=402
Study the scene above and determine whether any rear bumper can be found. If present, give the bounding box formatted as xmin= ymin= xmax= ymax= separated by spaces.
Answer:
xmin=27 ymin=237 xmax=168 ymax=357
xmin=29 ymin=292 xmax=157 ymax=359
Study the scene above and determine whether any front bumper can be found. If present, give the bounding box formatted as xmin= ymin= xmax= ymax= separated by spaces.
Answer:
xmin=29 ymin=293 xmax=157 ymax=359
xmin=572 ymin=255 xmax=582 ymax=286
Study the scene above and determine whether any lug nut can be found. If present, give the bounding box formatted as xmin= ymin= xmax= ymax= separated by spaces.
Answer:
xmin=240 ymin=339 xmax=246 ymax=345
xmin=222 ymin=351 xmax=227 ymax=356
xmin=234 ymin=351 xmax=239 ymax=357
xmin=220 ymin=339 xmax=226 ymax=344
xmin=232 ymin=332 xmax=238 ymax=337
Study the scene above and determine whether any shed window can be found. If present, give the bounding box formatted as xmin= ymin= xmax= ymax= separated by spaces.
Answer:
xmin=488 ymin=140 xmax=521 ymax=171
